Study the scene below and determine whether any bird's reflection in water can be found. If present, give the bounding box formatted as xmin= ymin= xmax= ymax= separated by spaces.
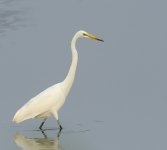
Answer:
xmin=14 ymin=129 xmax=62 ymax=150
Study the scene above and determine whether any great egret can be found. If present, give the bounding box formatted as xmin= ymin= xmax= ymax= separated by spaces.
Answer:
xmin=13 ymin=30 xmax=103 ymax=130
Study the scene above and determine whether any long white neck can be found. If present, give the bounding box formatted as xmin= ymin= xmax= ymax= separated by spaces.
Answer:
xmin=62 ymin=34 xmax=79 ymax=97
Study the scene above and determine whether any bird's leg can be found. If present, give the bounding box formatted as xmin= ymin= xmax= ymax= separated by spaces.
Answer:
xmin=41 ymin=130 xmax=47 ymax=139
xmin=57 ymin=128 xmax=62 ymax=138
xmin=39 ymin=118 xmax=47 ymax=130
xmin=53 ymin=111 xmax=63 ymax=130
xmin=57 ymin=119 xmax=63 ymax=131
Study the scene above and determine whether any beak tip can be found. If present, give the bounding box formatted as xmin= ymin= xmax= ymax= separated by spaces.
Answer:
xmin=98 ymin=39 xmax=104 ymax=42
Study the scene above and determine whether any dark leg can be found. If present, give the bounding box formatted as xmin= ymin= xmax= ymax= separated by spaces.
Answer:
xmin=57 ymin=128 xmax=62 ymax=138
xmin=39 ymin=118 xmax=47 ymax=130
xmin=41 ymin=130 xmax=47 ymax=139
xmin=57 ymin=119 xmax=63 ymax=130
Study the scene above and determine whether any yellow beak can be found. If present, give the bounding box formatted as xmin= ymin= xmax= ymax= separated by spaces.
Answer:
xmin=84 ymin=33 xmax=104 ymax=42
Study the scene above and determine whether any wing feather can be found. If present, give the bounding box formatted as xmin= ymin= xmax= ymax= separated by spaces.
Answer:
xmin=13 ymin=83 xmax=65 ymax=123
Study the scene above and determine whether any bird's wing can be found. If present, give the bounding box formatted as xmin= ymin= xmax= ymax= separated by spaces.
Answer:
xmin=13 ymin=83 xmax=65 ymax=123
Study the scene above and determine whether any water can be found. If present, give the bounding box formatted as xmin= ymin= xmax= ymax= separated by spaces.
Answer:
xmin=1 ymin=0 xmax=167 ymax=149
xmin=13 ymin=128 xmax=95 ymax=150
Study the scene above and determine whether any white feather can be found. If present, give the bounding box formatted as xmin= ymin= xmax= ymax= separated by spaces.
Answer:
xmin=13 ymin=83 xmax=65 ymax=123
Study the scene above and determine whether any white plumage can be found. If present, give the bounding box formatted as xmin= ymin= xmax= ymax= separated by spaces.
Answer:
xmin=13 ymin=83 xmax=65 ymax=123
xmin=13 ymin=30 xmax=103 ymax=130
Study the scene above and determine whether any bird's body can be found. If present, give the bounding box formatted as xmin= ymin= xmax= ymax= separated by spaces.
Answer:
xmin=13 ymin=30 xmax=103 ymax=130
xmin=13 ymin=83 xmax=65 ymax=123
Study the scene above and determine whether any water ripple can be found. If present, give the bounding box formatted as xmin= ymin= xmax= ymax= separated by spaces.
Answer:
xmin=0 ymin=0 xmax=28 ymax=35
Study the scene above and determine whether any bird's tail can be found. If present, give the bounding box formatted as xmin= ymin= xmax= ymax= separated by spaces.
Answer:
xmin=13 ymin=110 xmax=24 ymax=123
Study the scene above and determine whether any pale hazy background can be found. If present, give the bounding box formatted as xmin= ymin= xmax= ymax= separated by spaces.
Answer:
xmin=0 ymin=0 xmax=167 ymax=150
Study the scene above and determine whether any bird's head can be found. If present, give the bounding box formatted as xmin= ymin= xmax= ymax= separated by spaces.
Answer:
xmin=76 ymin=30 xmax=104 ymax=42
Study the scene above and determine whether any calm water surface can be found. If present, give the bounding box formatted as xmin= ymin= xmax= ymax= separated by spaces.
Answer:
xmin=1 ymin=0 xmax=167 ymax=150
xmin=1 ymin=1 xmax=109 ymax=150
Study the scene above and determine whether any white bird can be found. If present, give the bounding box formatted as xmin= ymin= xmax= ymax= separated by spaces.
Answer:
xmin=13 ymin=30 xmax=103 ymax=130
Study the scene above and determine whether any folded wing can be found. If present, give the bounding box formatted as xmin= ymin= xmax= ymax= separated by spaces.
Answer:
xmin=13 ymin=83 xmax=65 ymax=123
